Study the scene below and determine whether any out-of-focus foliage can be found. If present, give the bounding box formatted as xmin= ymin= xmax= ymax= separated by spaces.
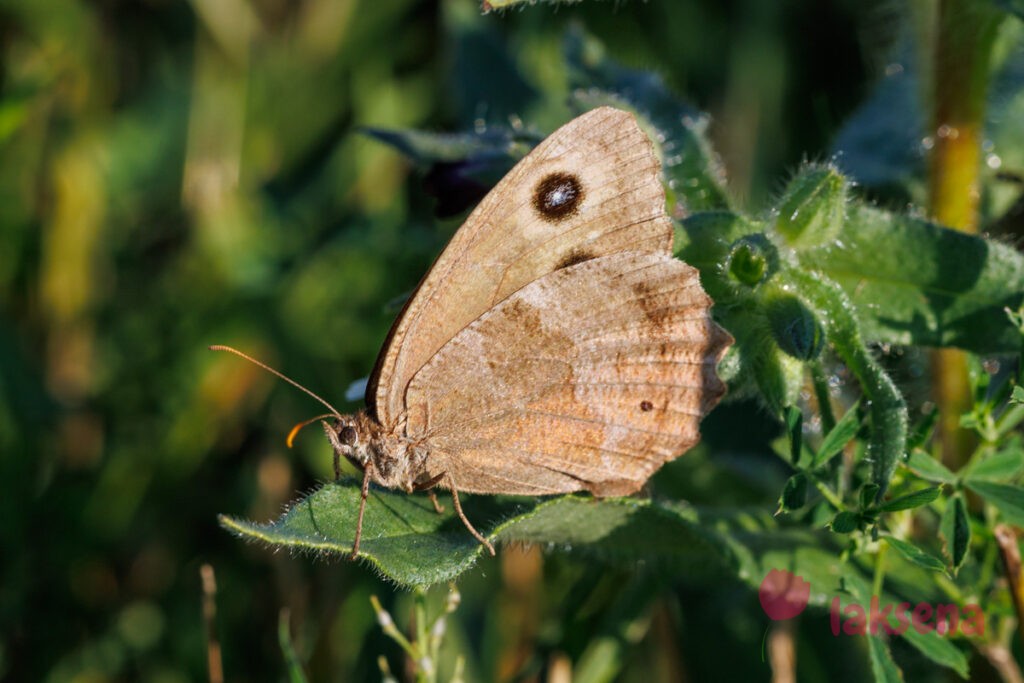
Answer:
xmin=4 ymin=0 xmax=1023 ymax=682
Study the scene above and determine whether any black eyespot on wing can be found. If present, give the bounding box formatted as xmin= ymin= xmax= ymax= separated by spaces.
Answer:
xmin=339 ymin=426 xmax=358 ymax=445
xmin=533 ymin=172 xmax=584 ymax=221
xmin=639 ymin=400 xmax=654 ymax=412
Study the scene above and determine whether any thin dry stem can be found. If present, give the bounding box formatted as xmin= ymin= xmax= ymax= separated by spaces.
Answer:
xmin=200 ymin=563 xmax=224 ymax=683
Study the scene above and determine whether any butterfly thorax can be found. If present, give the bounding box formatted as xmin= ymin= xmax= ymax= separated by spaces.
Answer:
xmin=324 ymin=409 xmax=431 ymax=492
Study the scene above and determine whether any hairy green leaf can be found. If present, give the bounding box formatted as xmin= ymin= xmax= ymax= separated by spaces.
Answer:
xmin=801 ymin=204 xmax=1024 ymax=354
xmin=221 ymin=479 xmax=886 ymax=591
xmin=220 ymin=480 xmax=737 ymax=587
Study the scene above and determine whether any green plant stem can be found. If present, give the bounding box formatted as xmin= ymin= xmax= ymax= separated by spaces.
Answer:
xmin=414 ymin=590 xmax=435 ymax=683
xmin=811 ymin=477 xmax=845 ymax=511
xmin=933 ymin=571 xmax=966 ymax=604
xmin=926 ymin=0 xmax=1002 ymax=470
xmin=872 ymin=541 xmax=888 ymax=598
xmin=371 ymin=596 xmax=420 ymax=661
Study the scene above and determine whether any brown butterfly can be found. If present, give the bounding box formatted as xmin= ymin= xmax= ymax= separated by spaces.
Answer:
xmin=214 ymin=106 xmax=732 ymax=558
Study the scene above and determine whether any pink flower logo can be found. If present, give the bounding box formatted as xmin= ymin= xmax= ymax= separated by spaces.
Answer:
xmin=759 ymin=569 xmax=811 ymax=620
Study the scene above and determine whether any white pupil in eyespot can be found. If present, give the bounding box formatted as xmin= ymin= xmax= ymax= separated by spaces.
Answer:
xmin=547 ymin=184 xmax=575 ymax=206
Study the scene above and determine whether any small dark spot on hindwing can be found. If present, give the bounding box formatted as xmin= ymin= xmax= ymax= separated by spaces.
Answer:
xmin=640 ymin=400 xmax=654 ymax=412
xmin=533 ymin=172 xmax=584 ymax=221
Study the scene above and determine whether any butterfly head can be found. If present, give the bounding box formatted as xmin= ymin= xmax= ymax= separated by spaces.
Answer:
xmin=322 ymin=410 xmax=428 ymax=491
xmin=323 ymin=412 xmax=376 ymax=469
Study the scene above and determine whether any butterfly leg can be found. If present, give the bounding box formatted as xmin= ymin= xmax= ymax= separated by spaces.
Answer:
xmin=333 ymin=450 xmax=342 ymax=481
xmin=351 ymin=462 xmax=373 ymax=560
xmin=447 ymin=473 xmax=495 ymax=556
xmin=427 ymin=491 xmax=445 ymax=514
xmin=412 ymin=472 xmax=447 ymax=514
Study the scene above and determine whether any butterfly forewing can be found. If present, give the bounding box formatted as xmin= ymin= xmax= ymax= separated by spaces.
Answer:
xmin=367 ymin=107 xmax=674 ymax=427
xmin=403 ymin=252 xmax=731 ymax=496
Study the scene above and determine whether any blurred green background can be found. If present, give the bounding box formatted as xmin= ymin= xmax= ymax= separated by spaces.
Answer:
xmin=0 ymin=0 xmax=897 ymax=680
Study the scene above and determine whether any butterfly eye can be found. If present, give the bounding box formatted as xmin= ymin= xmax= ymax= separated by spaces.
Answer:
xmin=339 ymin=426 xmax=358 ymax=446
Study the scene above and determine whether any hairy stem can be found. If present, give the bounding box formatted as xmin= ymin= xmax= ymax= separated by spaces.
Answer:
xmin=782 ymin=270 xmax=908 ymax=497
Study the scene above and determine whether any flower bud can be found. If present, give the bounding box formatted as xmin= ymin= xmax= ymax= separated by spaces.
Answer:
xmin=774 ymin=166 xmax=846 ymax=248
xmin=765 ymin=294 xmax=825 ymax=361
xmin=726 ymin=234 xmax=777 ymax=288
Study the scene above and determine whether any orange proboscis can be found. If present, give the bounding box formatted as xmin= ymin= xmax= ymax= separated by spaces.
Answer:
xmin=286 ymin=414 xmax=336 ymax=448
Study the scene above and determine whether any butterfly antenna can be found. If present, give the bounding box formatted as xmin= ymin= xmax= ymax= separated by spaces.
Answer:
xmin=208 ymin=345 xmax=343 ymax=420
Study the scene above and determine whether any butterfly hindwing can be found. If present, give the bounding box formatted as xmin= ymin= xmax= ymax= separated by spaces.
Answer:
xmin=403 ymin=252 xmax=731 ymax=495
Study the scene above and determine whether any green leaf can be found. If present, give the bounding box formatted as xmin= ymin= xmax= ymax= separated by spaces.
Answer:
xmin=883 ymin=536 xmax=946 ymax=572
xmin=899 ymin=625 xmax=969 ymax=679
xmin=831 ymin=511 xmax=860 ymax=533
xmin=779 ymin=472 xmax=808 ymax=512
xmin=966 ymin=481 xmax=1024 ymax=526
xmin=874 ymin=487 xmax=942 ymax=513
xmin=867 ymin=634 xmax=905 ymax=683
xmin=572 ymin=575 xmax=661 ymax=683
xmin=362 ymin=126 xmax=536 ymax=217
xmin=814 ymin=401 xmax=862 ymax=467
xmin=220 ymin=480 xmax=736 ymax=587
xmin=904 ymin=450 xmax=957 ymax=484
xmin=963 ymin=446 xmax=1024 ymax=482
xmin=1012 ymin=385 xmax=1024 ymax=404
xmin=564 ymin=29 xmax=731 ymax=212
xmin=831 ymin=35 xmax=922 ymax=192
xmin=785 ymin=405 xmax=803 ymax=464
xmin=800 ymin=203 xmax=1024 ymax=354
xmin=995 ymin=0 xmax=1024 ymax=28
xmin=220 ymin=480 xmax=492 ymax=586
xmin=940 ymin=494 xmax=971 ymax=574
xmin=279 ymin=610 xmax=309 ymax=683
xmin=361 ymin=126 xmax=534 ymax=166
xmin=860 ymin=483 xmax=881 ymax=510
